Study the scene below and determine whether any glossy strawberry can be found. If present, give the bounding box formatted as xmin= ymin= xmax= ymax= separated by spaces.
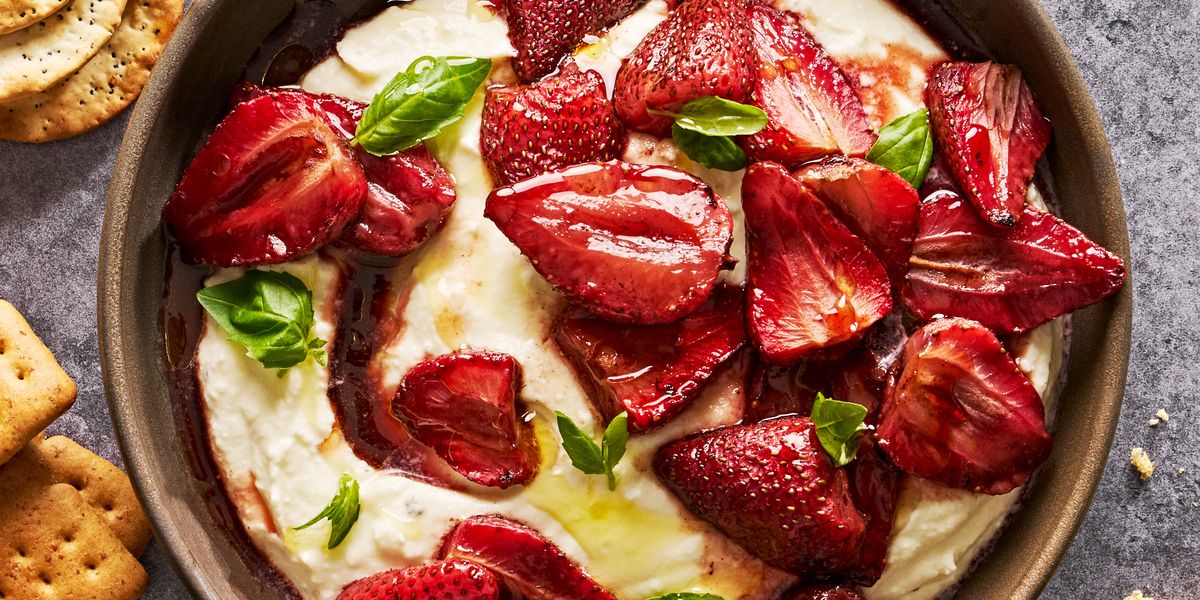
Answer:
xmin=482 ymin=62 xmax=624 ymax=186
xmin=743 ymin=356 xmax=826 ymax=423
xmin=163 ymin=93 xmax=367 ymax=266
xmin=554 ymin=285 xmax=746 ymax=432
xmin=783 ymin=583 xmax=866 ymax=600
xmin=742 ymin=162 xmax=892 ymax=364
xmin=741 ymin=3 xmax=875 ymax=167
xmin=439 ymin=515 xmax=616 ymax=600
xmin=877 ymin=317 xmax=1052 ymax=495
xmin=654 ymin=416 xmax=866 ymax=576
xmin=904 ymin=192 xmax=1127 ymax=333
xmin=336 ymin=560 xmax=500 ymax=600
xmin=613 ymin=0 xmax=756 ymax=136
xmin=926 ymin=61 xmax=1051 ymax=227
xmin=485 ymin=160 xmax=734 ymax=324
xmin=844 ymin=436 xmax=900 ymax=584
xmin=500 ymin=0 xmax=646 ymax=82
xmin=797 ymin=157 xmax=920 ymax=284
xmin=392 ymin=351 xmax=538 ymax=488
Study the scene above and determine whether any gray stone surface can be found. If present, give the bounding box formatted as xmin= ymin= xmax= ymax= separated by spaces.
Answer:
xmin=0 ymin=1 xmax=1196 ymax=598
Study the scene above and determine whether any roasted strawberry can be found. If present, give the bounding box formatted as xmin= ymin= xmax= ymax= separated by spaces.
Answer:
xmin=654 ymin=416 xmax=866 ymax=576
xmin=554 ymin=285 xmax=746 ymax=432
xmin=392 ymin=351 xmax=539 ymax=488
xmin=797 ymin=157 xmax=920 ymax=284
xmin=904 ymin=192 xmax=1127 ymax=333
xmin=926 ymin=61 xmax=1051 ymax=227
xmin=439 ymin=515 xmax=616 ymax=600
xmin=485 ymin=160 xmax=734 ymax=324
xmin=844 ymin=437 xmax=900 ymax=584
xmin=337 ymin=560 xmax=500 ymax=600
xmin=613 ymin=0 xmax=755 ymax=136
xmin=163 ymin=93 xmax=367 ymax=267
xmin=500 ymin=0 xmax=646 ymax=82
xmin=482 ymin=62 xmax=624 ymax=186
xmin=743 ymin=356 xmax=828 ymax=423
xmin=877 ymin=317 xmax=1052 ymax=495
xmin=740 ymin=3 xmax=875 ymax=167
xmin=742 ymin=162 xmax=892 ymax=364
xmin=782 ymin=583 xmax=866 ymax=600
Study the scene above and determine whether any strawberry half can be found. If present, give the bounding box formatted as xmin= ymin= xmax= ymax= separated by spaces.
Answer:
xmin=654 ymin=416 xmax=866 ymax=576
xmin=877 ymin=317 xmax=1052 ymax=495
xmin=844 ymin=437 xmax=900 ymax=585
xmin=500 ymin=0 xmax=646 ymax=83
xmin=439 ymin=515 xmax=617 ymax=600
xmin=163 ymin=93 xmax=367 ymax=267
xmin=743 ymin=355 xmax=829 ymax=423
xmin=783 ymin=584 xmax=866 ymax=600
xmin=796 ymin=157 xmax=920 ymax=284
xmin=392 ymin=351 xmax=539 ymax=489
xmin=904 ymin=192 xmax=1127 ymax=334
xmin=742 ymin=162 xmax=892 ymax=364
xmin=740 ymin=3 xmax=875 ymax=167
xmin=485 ymin=160 xmax=734 ymax=324
xmin=336 ymin=560 xmax=500 ymax=600
xmin=926 ymin=61 xmax=1052 ymax=227
xmin=554 ymin=284 xmax=746 ymax=433
xmin=613 ymin=0 xmax=756 ymax=136
xmin=482 ymin=62 xmax=624 ymax=187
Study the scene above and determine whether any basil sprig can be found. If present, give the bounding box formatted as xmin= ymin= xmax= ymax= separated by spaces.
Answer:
xmin=353 ymin=56 xmax=493 ymax=157
xmin=294 ymin=473 xmax=361 ymax=549
xmin=657 ymin=97 xmax=767 ymax=171
xmin=648 ymin=594 xmax=725 ymax=600
xmin=555 ymin=411 xmax=629 ymax=490
xmin=811 ymin=393 xmax=869 ymax=468
xmin=866 ymin=108 xmax=934 ymax=188
xmin=196 ymin=270 xmax=327 ymax=371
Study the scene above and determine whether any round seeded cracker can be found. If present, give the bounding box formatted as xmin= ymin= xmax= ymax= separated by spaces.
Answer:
xmin=0 ymin=0 xmax=180 ymax=142
xmin=0 ymin=0 xmax=127 ymax=103
xmin=0 ymin=0 xmax=71 ymax=36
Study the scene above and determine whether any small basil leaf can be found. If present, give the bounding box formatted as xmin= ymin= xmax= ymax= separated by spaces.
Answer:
xmin=811 ymin=393 xmax=869 ymax=468
xmin=602 ymin=412 xmax=629 ymax=491
xmin=354 ymin=56 xmax=493 ymax=156
xmin=672 ymin=96 xmax=767 ymax=137
xmin=672 ymin=124 xmax=748 ymax=172
xmin=294 ymin=473 xmax=361 ymax=549
xmin=866 ymin=108 xmax=934 ymax=188
xmin=197 ymin=270 xmax=326 ymax=370
xmin=647 ymin=594 xmax=725 ymax=600
xmin=556 ymin=412 xmax=606 ymax=475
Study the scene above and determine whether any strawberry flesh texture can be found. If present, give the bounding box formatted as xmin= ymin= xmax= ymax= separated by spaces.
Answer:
xmin=904 ymin=192 xmax=1128 ymax=334
xmin=877 ymin=317 xmax=1052 ymax=495
xmin=163 ymin=93 xmax=367 ymax=267
xmin=654 ymin=416 xmax=866 ymax=576
xmin=500 ymin=0 xmax=646 ymax=83
xmin=439 ymin=515 xmax=617 ymax=600
xmin=796 ymin=157 xmax=920 ymax=285
xmin=554 ymin=284 xmax=746 ymax=433
xmin=741 ymin=3 xmax=875 ymax=167
xmin=482 ymin=62 xmax=624 ymax=186
xmin=485 ymin=160 xmax=734 ymax=324
xmin=613 ymin=0 xmax=756 ymax=136
xmin=926 ymin=61 xmax=1051 ymax=227
xmin=743 ymin=162 xmax=892 ymax=364
xmin=336 ymin=559 xmax=500 ymax=600
xmin=393 ymin=351 xmax=538 ymax=489
xmin=783 ymin=583 xmax=866 ymax=600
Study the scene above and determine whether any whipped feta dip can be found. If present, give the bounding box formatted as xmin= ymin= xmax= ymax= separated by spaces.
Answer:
xmin=194 ymin=1 xmax=1066 ymax=599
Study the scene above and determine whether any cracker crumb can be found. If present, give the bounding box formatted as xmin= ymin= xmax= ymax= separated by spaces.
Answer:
xmin=1124 ymin=591 xmax=1154 ymax=600
xmin=1131 ymin=447 xmax=1155 ymax=480
xmin=1147 ymin=417 xmax=1160 ymax=426
xmin=1157 ymin=408 xmax=1169 ymax=422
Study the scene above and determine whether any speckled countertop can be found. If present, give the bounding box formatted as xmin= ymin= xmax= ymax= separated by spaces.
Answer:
xmin=0 ymin=0 xmax=1196 ymax=597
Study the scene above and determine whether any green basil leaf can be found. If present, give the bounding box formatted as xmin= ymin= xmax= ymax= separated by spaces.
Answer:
xmin=556 ymin=412 xmax=606 ymax=475
xmin=672 ymin=96 xmax=767 ymax=137
xmin=647 ymin=594 xmax=725 ymax=600
xmin=354 ymin=56 xmax=493 ymax=156
xmin=866 ymin=108 xmax=934 ymax=188
xmin=811 ymin=392 xmax=869 ymax=468
xmin=672 ymin=124 xmax=748 ymax=172
xmin=196 ymin=270 xmax=327 ymax=370
xmin=294 ymin=473 xmax=361 ymax=549
xmin=602 ymin=412 xmax=629 ymax=491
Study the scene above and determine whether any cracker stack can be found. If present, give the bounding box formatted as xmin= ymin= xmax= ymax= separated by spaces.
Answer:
xmin=0 ymin=0 xmax=182 ymax=142
xmin=0 ymin=300 xmax=152 ymax=600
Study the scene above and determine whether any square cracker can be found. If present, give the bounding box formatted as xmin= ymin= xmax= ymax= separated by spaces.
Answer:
xmin=0 ymin=299 xmax=76 ymax=465
xmin=0 ymin=483 xmax=147 ymax=600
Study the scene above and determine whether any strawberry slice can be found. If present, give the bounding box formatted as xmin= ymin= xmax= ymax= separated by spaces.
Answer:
xmin=744 ymin=355 xmax=829 ymax=423
xmin=500 ymin=0 xmax=646 ymax=83
xmin=904 ymin=192 xmax=1127 ymax=333
xmin=844 ymin=436 xmax=900 ymax=584
xmin=163 ymin=93 xmax=367 ymax=267
xmin=554 ymin=285 xmax=746 ymax=433
xmin=740 ymin=3 xmax=875 ymax=167
xmin=796 ymin=157 xmax=920 ymax=284
xmin=336 ymin=559 xmax=500 ymax=600
xmin=654 ymin=416 xmax=866 ymax=576
xmin=742 ymin=162 xmax=892 ymax=364
xmin=926 ymin=61 xmax=1052 ymax=227
xmin=783 ymin=584 xmax=866 ymax=600
xmin=392 ymin=351 xmax=539 ymax=489
xmin=877 ymin=317 xmax=1052 ymax=495
xmin=439 ymin=515 xmax=617 ymax=600
xmin=613 ymin=0 xmax=756 ymax=136
xmin=482 ymin=62 xmax=624 ymax=186
xmin=485 ymin=160 xmax=734 ymax=324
